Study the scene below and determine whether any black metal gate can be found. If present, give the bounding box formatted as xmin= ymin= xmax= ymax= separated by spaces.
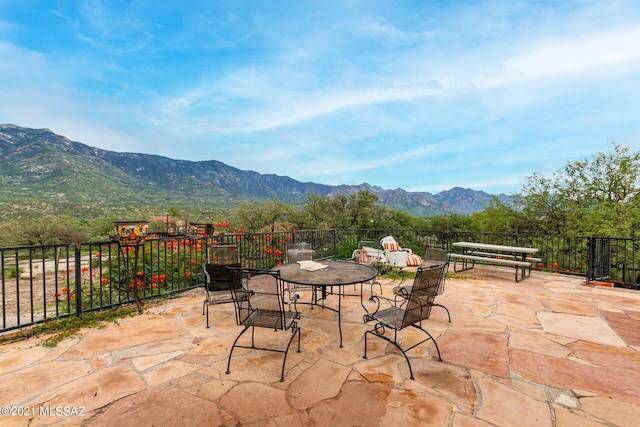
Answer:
xmin=587 ymin=237 xmax=611 ymax=282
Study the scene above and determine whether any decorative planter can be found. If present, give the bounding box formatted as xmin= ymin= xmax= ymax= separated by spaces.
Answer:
xmin=113 ymin=221 xmax=150 ymax=246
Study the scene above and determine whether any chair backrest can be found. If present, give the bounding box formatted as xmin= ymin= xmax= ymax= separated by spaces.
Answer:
xmin=227 ymin=267 xmax=294 ymax=330
xmin=423 ymin=247 xmax=448 ymax=265
xmin=207 ymin=245 xmax=240 ymax=265
xmin=423 ymin=247 xmax=449 ymax=295
xmin=380 ymin=236 xmax=402 ymax=252
xmin=286 ymin=242 xmax=314 ymax=263
xmin=204 ymin=262 xmax=243 ymax=291
xmin=401 ymin=264 xmax=445 ymax=327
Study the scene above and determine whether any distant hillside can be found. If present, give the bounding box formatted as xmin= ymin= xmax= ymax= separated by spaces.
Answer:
xmin=0 ymin=124 xmax=511 ymax=220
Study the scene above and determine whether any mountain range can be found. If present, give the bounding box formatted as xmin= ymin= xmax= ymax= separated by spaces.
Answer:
xmin=0 ymin=124 xmax=510 ymax=220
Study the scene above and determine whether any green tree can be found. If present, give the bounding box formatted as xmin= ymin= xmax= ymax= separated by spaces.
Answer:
xmin=342 ymin=190 xmax=381 ymax=228
xmin=302 ymin=192 xmax=328 ymax=228
xmin=376 ymin=207 xmax=413 ymax=229
xmin=235 ymin=197 xmax=289 ymax=232
xmin=235 ymin=199 xmax=267 ymax=232
xmin=263 ymin=198 xmax=290 ymax=232
xmin=312 ymin=190 xmax=382 ymax=228
xmin=515 ymin=143 xmax=640 ymax=237
xmin=517 ymin=173 xmax=573 ymax=234
xmin=167 ymin=206 xmax=182 ymax=218
xmin=11 ymin=216 xmax=89 ymax=246
xmin=85 ymin=216 xmax=120 ymax=242
xmin=0 ymin=219 xmax=21 ymax=247
xmin=269 ymin=190 xmax=388 ymax=230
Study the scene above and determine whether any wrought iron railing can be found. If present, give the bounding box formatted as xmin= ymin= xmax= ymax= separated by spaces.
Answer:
xmin=0 ymin=228 xmax=636 ymax=333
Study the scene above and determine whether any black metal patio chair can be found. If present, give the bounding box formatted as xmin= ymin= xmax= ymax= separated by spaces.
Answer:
xmin=392 ymin=247 xmax=451 ymax=322
xmin=226 ymin=267 xmax=301 ymax=382
xmin=285 ymin=242 xmax=315 ymax=263
xmin=202 ymin=262 xmax=246 ymax=328
xmin=364 ymin=264 xmax=445 ymax=380
xmin=202 ymin=245 xmax=246 ymax=328
xmin=284 ymin=242 xmax=315 ymax=299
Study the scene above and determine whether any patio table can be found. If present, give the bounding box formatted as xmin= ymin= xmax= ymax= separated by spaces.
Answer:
xmin=273 ymin=260 xmax=377 ymax=347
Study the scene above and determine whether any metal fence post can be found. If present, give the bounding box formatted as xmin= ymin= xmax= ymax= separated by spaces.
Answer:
xmin=332 ymin=228 xmax=337 ymax=257
xmin=74 ymin=241 xmax=83 ymax=317
xmin=586 ymin=236 xmax=592 ymax=284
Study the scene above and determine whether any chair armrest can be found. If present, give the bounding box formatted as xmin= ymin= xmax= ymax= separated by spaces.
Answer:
xmin=364 ymin=293 xmax=397 ymax=322
xmin=392 ymin=286 xmax=410 ymax=300
xmin=288 ymin=293 xmax=300 ymax=314
xmin=372 ymin=294 xmax=396 ymax=304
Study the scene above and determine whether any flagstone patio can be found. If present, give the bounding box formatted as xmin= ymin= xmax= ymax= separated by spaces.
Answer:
xmin=1 ymin=266 xmax=640 ymax=426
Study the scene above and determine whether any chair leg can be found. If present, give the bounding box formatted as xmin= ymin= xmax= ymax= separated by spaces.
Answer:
xmin=363 ymin=329 xmax=370 ymax=359
xmin=433 ymin=303 xmax=451 ymax=322
xmin=364 ymin=328 xmax=415 ymax=380
xmin=428 ymin=331 xmax=442 ymax=362
xmin=206 ymin=303 xmax=210 ymax=328
xmin=251 ymin=325 xmax=256 ymax=348
xmin=227 ymin=324 xmax=300 ymax=382
xmin=279 ymin=325 xmax=300 ymax=382
xmin=226 ymin=326 xmax=251 ymax=375
xmin=408 ymin=324 xmax=442 ymax=362
xmin=370 ymin=279 xmax=383 ymax=295
xmin=365 ymin=322 xmax=443 ymax=380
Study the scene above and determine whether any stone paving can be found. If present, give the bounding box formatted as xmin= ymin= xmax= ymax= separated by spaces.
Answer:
xmin=1 ymin=266 xmax=640 ymax=426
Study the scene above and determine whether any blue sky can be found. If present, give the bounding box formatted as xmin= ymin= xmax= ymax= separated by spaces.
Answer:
xmin=1 ymin=1 xmax=640 ymax=195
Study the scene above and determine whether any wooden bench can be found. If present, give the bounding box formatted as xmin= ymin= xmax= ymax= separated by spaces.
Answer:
xmin=450 ymin=242 xmax=540 ymax=282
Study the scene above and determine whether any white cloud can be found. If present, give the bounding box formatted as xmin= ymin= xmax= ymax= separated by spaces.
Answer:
xmin=2 ymin=1 xmax=640 ymax=194
xmin=483 ymin=26 xmax=640 ymax=87
xmin=0 ymin=42 xmax=46 ymax=77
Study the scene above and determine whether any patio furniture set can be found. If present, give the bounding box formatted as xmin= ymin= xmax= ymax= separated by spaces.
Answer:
xmin=202 ymin=237 xmax=450 ymax=382
xmin=202 ymin=237 xmax=539 ymax=381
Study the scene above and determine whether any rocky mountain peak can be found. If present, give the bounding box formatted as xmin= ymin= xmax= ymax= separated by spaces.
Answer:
xmin=0 ymin=124 xmax=511 ymax=218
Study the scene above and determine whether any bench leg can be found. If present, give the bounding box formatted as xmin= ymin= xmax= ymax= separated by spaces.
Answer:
xmin=453 ymin=260 xmax=473 ymax=273
xmin=452 ymin=256 xmax=475 ymax=273
xmin=515 ymin=257 xmax=532 ymax=282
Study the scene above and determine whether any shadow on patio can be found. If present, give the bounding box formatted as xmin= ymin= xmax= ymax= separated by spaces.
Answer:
xmin=2 ymin=267 xmax=640 ymax=426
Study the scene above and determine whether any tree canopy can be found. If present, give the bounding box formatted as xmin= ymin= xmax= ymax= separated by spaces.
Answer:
xmin=469 ymin=143 xmax=640 ymax=237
